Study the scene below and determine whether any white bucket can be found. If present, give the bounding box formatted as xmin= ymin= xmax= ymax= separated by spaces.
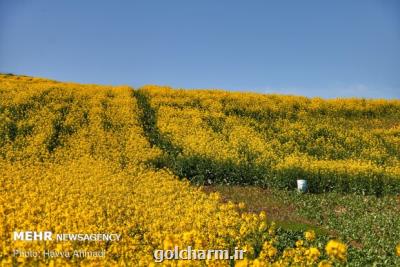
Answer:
xmin=297 ymin=179 xmax=308 ymax=193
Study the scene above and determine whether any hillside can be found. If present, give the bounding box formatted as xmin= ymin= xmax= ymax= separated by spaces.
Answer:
xmin=137 ymin=85 xmax=400 ymax=195
xmin=0 ymin=74 xmax=399 ymax=266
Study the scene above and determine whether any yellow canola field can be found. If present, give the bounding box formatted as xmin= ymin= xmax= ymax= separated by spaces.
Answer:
xmin=142 ymin=85 xmax=400 ymax=194
xmin=0 ymin=75 xmax=346 ymax=266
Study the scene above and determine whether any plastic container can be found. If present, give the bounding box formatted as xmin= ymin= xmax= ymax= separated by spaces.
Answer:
xmin=297 ymin=179 xmax=308 ymax=193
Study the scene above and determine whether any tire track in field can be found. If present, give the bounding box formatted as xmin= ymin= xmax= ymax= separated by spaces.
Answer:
xmin=132 ymin=89 xmax=270 ymax=186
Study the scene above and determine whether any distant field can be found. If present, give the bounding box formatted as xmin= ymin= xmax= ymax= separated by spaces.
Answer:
xmin=139 ymin=85 xmax=400 ymax=195
xmin=1 ymin=74 xmax=399 ymax=266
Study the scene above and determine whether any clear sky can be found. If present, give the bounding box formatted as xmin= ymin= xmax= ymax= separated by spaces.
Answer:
xmin=1 ymin=0 xmax=399 ymax=98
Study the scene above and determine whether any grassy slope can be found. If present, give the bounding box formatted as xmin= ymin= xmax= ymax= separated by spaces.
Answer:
xmin=203 ymin=186 xmax=400 ymax=266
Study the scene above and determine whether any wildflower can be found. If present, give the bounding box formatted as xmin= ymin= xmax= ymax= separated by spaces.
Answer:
xmin=238 ymin=202 xmax=246 ymax=209
xmin=396 ymin=243 xmax=400 ymax=257
xmin=306 ymin=247 xmax=320 ymax=261
xmin=296 ymin=240 xmax=304 ymax=247
xmin=325 ymin=240 xmax=347 ymax=262
xmin=259 ymin=211 xmax=267 ymax=220
xmin=304 ymin=230 xmax=316 ymax=241
xmin=318 ymin=260 xmax=333 ymax=267
xmin=259 ymin=241 xmax=278 ymax=260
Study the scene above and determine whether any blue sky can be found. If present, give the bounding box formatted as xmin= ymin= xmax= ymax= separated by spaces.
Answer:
xmin=1 ymin=0 xmax=399 ymax=98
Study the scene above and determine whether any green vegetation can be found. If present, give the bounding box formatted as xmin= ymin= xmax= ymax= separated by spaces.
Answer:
xmin=204 ymin=185 xmax=400 ymax=266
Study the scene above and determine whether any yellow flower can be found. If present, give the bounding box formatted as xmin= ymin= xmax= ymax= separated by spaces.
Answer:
xmin=304 ymin=230 xmax=316 ymax=241
xmin=259 ymin=211 xmax=267 ymax=220
xmin=238 ymin=202 xmax=246 ymax=209
xmin=306 ymin=247 xmax=320 ymax=261
xmin=318 ymin=260 xmax=333 ymax=267
xmin=295 ymin=240 xmax=304 ymax=247
xmin=258 ymin=221 xmax=268 ymax=232
xmin=242 ymin=244 xmax=255 ymax=257
xmin=234 ymin=258 xmax=249 ymax=267
xmin=259 ymin=241 xmax=278 ymax=260
xmin=325 ymin=240 xmax=347 ymax=262
xmin=396 ymin=243 xmax=400 ymax=257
